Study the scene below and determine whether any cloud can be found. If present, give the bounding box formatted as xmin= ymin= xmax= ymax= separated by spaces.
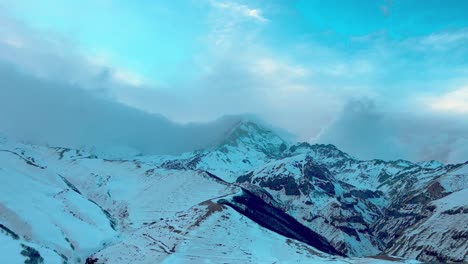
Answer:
xmin=0 ymin=4 xmax=467 ymax=164
xmin=419 ymin=29 xmax=468 ymax=49
xmin=0 ymin=10 xmax=342 ymax=145
xmin=208 ymin=0 xmax=268 ymax=23
xmin=428 ymin=86 xmax=468 ymax=113
xmin=0 ymin=63 xmax=244 ymax=157
xmin=86 ymin=53 xmax=146 ymax=87
xmin=397 ymin=28 xmax=468 ymax=56
xmin=203 ymin=0 xmax=268 ymax=50
xmin=0 ymin=13 xmax=249 ymax=157
xmin=0 ymin=12 xmax=146 ymax=90
xmin=169 ymin=49 xmax=345 ymax=139
xmin=317 ymin=99 xmax=468 ymax=164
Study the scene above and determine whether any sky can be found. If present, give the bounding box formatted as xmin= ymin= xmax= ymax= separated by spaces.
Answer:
xmin=0 ymin=0 xmax=467 ymax=162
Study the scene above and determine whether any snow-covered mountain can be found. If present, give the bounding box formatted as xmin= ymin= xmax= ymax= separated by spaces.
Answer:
xmin=0 ymin=121 xmax=466 ymax=263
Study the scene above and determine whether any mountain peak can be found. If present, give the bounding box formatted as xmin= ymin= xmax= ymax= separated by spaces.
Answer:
xmin=218 ymin=120 xmax=287 ymax=157
xmin=417 ymin=160 xmax=445 ymax=169
xmin=286 ymin=142 xmax=352 ymax=161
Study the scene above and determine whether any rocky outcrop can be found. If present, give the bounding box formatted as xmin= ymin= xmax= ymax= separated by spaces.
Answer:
xmin=1 ymin=121 xmax=466 ymax=263
xmin=233 ymin=143 xmax=468 ymax=261
xmin=218 ymin=188 xmax=344 ymax=256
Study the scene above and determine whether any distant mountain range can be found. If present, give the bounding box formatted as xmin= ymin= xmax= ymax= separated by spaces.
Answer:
xmin=0 ymin=121 xmax=466 ymax=263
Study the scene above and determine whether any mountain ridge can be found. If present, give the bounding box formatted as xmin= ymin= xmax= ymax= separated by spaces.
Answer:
xmin=0 ymin=121 xmax=466 ymax=263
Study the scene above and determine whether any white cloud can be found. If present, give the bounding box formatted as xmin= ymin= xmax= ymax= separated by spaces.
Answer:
xmin=86 ymin=53 xmax=145 ymax=87
xmin=399 ymin=28 xmax=468 ymax=52
xmin=111 ymin=70 xmax=144 ymax=87
xmin=420 ymin=29 xmax=468 ymax=47
xmin=1 ymin=4 xmax=467 ymax=163
xmin=208 ymin=0 xmax=268 ymax=23
xmin=177 ymin=49 xmax=345 ymax=139
xmin=317 ymin=99 xmax=468 ymax=164
xmin=429 ymin=86 xmax=468 ymax=113
xmin=321 ymin=60 xmax=374 ymax=78
xmin=204 ymin=0 xmax=268 ymax=50
xmin=250 ymin=57 xmax=308 ymax=79
xmin=2 ymin=36 xmax=24 ymax=48
xmin=0 ymin=10 xmax=334 ymax=145
xmin=0 ymin=13 xmax=147 ymax=89
xmin=0 ymin=61 xmax=244 ymax=156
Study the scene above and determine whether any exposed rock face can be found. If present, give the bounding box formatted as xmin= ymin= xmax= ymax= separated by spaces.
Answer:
xmin=232 ymin=143 xmax=468 ymax=260
xmin=235 ymin=154 xmax=386 ymax=256
xmin=0 ymin=121 xmax=467 ymax=263
xmin=174 ymin=121 xmax=468 ymax=261
xmin=377 ymin=166 xmax=468 ymax=262
xmin=219 ymin=187 xmax=344 ymax=256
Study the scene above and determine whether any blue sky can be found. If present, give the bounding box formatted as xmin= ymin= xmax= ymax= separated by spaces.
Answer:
xmin=0 ymin=0 xmax=467 ymax=162
xmin=3 ymin=0 xmax=467 ymax=87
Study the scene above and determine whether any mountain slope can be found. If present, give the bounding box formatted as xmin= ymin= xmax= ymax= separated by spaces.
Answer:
xmin=156 ymin=121 xmax=468 ymax=261
xmin=0 ymin=135 xmax=350 ymax=263
xmin=233 ymin=142 xmax=468 ymax=261
xmin=386 ymin=187 xmax=468 ymax=262
xmin=0 ymin=121 xmax=466 ymax=263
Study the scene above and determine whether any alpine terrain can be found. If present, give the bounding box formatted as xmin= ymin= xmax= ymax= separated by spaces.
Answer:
xmin=0 ymin=120 xmax=466 ymax=263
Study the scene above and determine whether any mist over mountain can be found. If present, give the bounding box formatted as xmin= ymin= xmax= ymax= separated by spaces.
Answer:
xmin=0 ymin=119 xmax=466 ymax=263
xmin=1 ymin=9 xmax=467 ymax=163
xmin=317 ymin=99 xmax=468 ymax=163
xmin=0 ymin=64 xmax=247 ymax=156
xmin=0 ymin=1 xmax=467 ymax=263
xmin=2 ymin=61 xmax=467 ymax=163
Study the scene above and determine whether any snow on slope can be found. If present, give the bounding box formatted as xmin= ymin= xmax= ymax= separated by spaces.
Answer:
xmin=235 ymin=154 xmax=386 ymax=256
xmin=1 ymin=122 xmax=466 ymax=263
xmin=200 ymin=122 xmax=467 ymax=261
xmin=91 ymin=200 xmax=348 ymax=264
xmin=0 ymin=148 xmax=116 ymax=263
xmin=0 ymin=233 xmax=64 ymax=263
xmin=160 ymin=206 xmax=345 ymax=264
xmin=0 ymin=134 xmax=420 ymax=264
xmin=386 ymin=188 xmax=468 ymax=262
xmin=235 ymin=148 xmax=468 ymax=260
xmin=0 ymin=136 xmax=336 ymax=263
xmin=91 ymin=198 xmax=401 ymax=264
xmin=148 ymin=121 xmax=288 ymax=182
